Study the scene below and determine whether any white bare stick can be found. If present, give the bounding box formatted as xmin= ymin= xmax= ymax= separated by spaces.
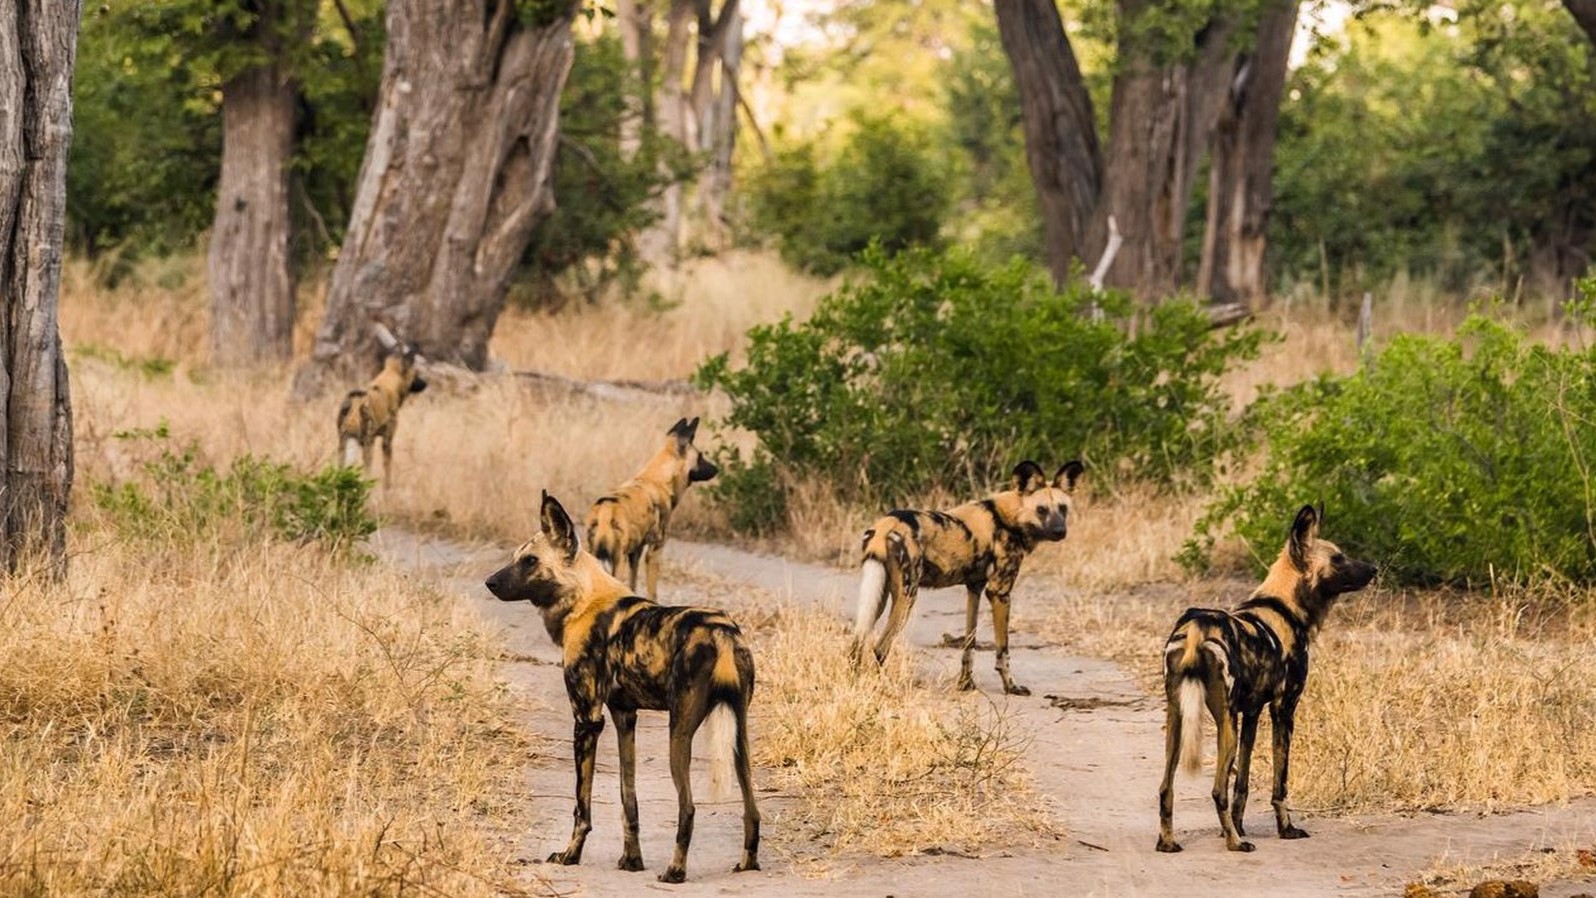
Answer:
xmin=373 ymin=322 xmax=399 ymax=351
xmin=1088 ymin=214 xmax=1123 ymax=293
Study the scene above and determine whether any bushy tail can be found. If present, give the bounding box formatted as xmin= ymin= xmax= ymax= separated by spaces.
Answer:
xmin=853 ymin=558 xmax=888 ymax=639
xmin=586 ymin=507 xmax=617 ymax=574
xmin=702 ymin=702 xmax=736 ymax=801
xmin=1178 ymin=678 xmax=1205 ymax=774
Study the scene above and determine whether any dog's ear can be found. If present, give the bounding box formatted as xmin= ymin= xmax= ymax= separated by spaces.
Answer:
xmin=1288 ymin=504 xmax=1320 ymax=570
xmin=540 ymin=490 xmax=579 ymax=561
xmin=1053 ymin=460 xmax=1084 ymax=491
xmin=668 ymin=416 xmax=699 ymax=453
xmin=1011 ymin=460 xmax=1047 ymax=494
xmin=685 ymin=416 xmax=701 ymax=441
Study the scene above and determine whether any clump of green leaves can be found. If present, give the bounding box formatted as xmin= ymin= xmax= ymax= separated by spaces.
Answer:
xmin=1183 ymin=310 xmax=1596 ymax=586
xmin=94 ymin=426 xmax=376 ymax=549
xmin=695 ymin=246 xmax=1263 ymax=534
xmin=744 ymin=114 xmax=951 ymax=276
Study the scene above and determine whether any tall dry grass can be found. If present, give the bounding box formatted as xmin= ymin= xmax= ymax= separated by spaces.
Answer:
xmin=0 ymin=506 xmax=531 ymax=896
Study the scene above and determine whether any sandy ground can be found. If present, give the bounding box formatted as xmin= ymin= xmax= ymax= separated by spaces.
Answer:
xmin=371 ymin=530 xmax=1596 ymax=898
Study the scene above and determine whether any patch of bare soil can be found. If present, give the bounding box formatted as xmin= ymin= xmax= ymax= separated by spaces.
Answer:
xmin=372 ymin=530 xmax=1596 ymax=897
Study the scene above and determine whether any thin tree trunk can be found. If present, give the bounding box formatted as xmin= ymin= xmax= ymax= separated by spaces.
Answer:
xmin=209 ymin=44 xmax=297 ymax=367
xmin=994 ymin=0 xmax=1103 ymax=287
xmin=1199 ymin=1 xmax=1298 ymax=309
xmin=0 ymin=0 xmax=80 ymax=576
xmin=293 ymin=0 xmax=580 ymax=396
xmin=689 ymin=0 xmax=739 ymax=247
xmin=1566 ymin=0 xmax=1596 ymax=46
xmin=617 ymin=0 xmax=654 ymax=158
xmin=638 ymin=0 xmax=695 ymax=266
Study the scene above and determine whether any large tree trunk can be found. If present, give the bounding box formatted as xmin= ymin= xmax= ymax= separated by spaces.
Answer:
xmin=688 ymin=0 xmax=740 ymax=248
xmin=293 ymin=0 xmax=580 ymax=396
xmin=1198 ymin=1 xmax=1298 ymax=310
xmin=0 ymin=0 xmax=79 ymax=576
xmin=994 ymin=0 xmax=1102 ymax=287
xmin=1566 ymin=0 xmax=1596 ymax=46
xmin=209 ymin=15 xmax=297 ymax=368
xmin=637 ymin=0 xmax=695 ymax=266
xmin=616 ymin=0 xmax=655 ymax=159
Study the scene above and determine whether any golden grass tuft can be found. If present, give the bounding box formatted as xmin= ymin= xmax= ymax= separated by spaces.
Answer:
xmin=0 ymin=507 xmax=531 ymax=896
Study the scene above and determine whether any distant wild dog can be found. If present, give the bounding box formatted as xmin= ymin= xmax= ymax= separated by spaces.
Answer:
xmin=1156 ymin=504 xmax=1376 ymax=854
xmin=852 ymin=459 xmax=1084 ymax=695
xmin=585 ymin=417 xmax=718 ymax=600
xmin=337 ymin=338 xmax=427 ymax=486
xmin=484 ymin=492 xmax=759 ymax=883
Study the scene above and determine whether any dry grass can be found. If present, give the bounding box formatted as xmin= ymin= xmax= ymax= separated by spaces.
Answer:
xmin=1411 ymin=842 xmax=1596 ymax=897
xmin=0 ymin=507 xmax=532 ymax=896
xmin=670 ymin=565 xmax=1052 ymax=861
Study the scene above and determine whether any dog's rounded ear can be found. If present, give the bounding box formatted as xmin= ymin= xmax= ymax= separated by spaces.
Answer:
xmin=1011 ymin=460 xmax=1047 ymax=494
xmin=540 ymin=491 xmax=580 ymax=560
xmin=1288 ymin=504 xmax=1320 ymax=570
xmin=1053 ymin=460 xmax=1085 ymax=491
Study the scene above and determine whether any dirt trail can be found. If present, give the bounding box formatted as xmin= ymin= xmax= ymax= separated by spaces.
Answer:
xmin=373 ymin=530 xmax=1596 ymax=898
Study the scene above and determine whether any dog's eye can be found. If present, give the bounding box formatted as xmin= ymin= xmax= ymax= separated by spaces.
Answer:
xmin=1331 ymin=553 xmax=1345 ymax=564
xmin=519 ymin=556 xmax=537 ymax=569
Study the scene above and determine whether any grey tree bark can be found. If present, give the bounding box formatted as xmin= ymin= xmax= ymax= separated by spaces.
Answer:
xmin=689 ymin=0 xmax=740 ymax=247
xmin=637 ymin=0 xmax=695 ymax=266
xmin=616 ymin=0 xmax=655 ymax=159
xmin=1566 ymin=0 xmax=1596 ymax=47
xmin=293 ymin=0 xmax=581 ymax=396
xmin=0 ymin=0 xmax=79 ymax=576
xmin=209 ymin=2 xmax=299 ymax=367
xmin=1198 ymin=1 xmax=1299 ymax=310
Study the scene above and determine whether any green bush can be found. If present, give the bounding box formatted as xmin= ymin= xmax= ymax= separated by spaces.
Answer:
xmin=1183 ymin=310 xmax=1596 ymax=586
xmin=745 ymin=115 xmax=951 ymax=276
xmin=694 ymin=246 xmax=1264 ymax=534
xmin=94 ymin=426 xmax=377 ymax=549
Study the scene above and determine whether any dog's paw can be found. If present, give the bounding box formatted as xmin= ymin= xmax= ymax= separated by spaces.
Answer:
xmin=1229 ymin=840 xmax=1256 ymax=852
xmin=956 ymin=675 xmax=977 ymax=691
xmin=617 ymin=854 xmax=645 ymax=871
xmin=1004 ymin=683 xmax=1032 ymax=697
xmin=1280 ymin=825 xmax=1310 ymax=840
xmin=546 ymin=850 xmax=580 ymax=866
xmin=658 ymin=867 xmax=687 ymax=883
xmin=733 ymin=859 xmax=761 ymax=873
xmin=1155 ymin=838 xmax=1183 ymax=853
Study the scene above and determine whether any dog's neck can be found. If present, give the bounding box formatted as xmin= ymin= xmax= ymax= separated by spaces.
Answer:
xmin=1251 ymin=550 xmax=1331 ymax=635
xmin=983 ymin=491 xmax=1039 ymax=553
xmin=638 ymin=445 xmax=691 ymax=507
xmin=540 ymin=552 xmax=642 ymax=647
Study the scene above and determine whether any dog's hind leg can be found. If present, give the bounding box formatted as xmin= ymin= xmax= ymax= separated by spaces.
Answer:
xmin=613 ymin=708 xmax=645 ymax=871
xmin=625 ymin=545 xmax=645 ymax=594
xmin=643 ymin=540 xmax=663 ymax=601
xmin=731 ymin=700 xmax=761 ymax=873
xmin=955 ymin=583 xmax=983 ymax=690
xmin=380 ymin=429 xmax=395 ymax=489
xmin=1155 ymin=677 xmax=1188 ymax=853
xmin=1231 ymin=709 xmax=1261 ymax=837
xmin=660 ymin=698 xmax=707 ymax=883
xmin=1206 ymin=681 xmax=1253 ymax=851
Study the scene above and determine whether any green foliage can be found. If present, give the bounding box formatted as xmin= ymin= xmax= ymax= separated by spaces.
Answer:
xmin=515 ymin=33 xmax=692 ymax=306
xmin=745 ymin=115 xmax=952 ymax=276
xmin=1184 ymin=311 xmax=1596 ymax=586
xmin=695 ymin=246 xmax=1264 ymax=534
xmin=94 ymin=426 xmax=376 ymax=549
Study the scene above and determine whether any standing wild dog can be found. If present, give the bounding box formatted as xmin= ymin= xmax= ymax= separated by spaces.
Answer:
xmin=1156 ymin=504 xmax=1376 ymax=853
xmin=586 ymin=417 xmax=718 ymax=600
xmin=484 ymin=492 xmax=760 ymax=883
xmin=852 ymin=459 xmax=1084 ymax=695
xmin=336 ymin=341 xmax=427 ymax=486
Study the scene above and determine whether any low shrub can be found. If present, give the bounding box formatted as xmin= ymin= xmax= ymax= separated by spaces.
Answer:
xmin=695 ymin=246 xmax=1264 ymax=534
xmin=1184 ymin=310 xmax=1596 ymax=585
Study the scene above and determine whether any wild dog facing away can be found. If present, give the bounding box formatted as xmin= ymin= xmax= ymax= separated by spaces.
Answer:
xmin=1157 ymin=504 xmax=1377 ymax=853
xmin=484 ymin=491 xmax=759 ymax=884
xmin=585 ymin=416 xmax=718 ymax=600
xmin=853 ymin=460 xmax=1085 ymax=695
xmin=336 ymin=335 xmax=428 ymax=485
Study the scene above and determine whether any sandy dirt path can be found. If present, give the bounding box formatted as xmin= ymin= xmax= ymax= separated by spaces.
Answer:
xmin=372 ymin=530 xmax=1596 ymax=898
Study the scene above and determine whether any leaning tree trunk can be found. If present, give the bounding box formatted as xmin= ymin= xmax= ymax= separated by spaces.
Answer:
xmin=1198 ymin=1 xmax=1298 ymax=310
xmin=292 ymin=0 xmax=580 ymax=396
xmin=994 ymin=0 xmax=1102 ymax=288
xmin=209 ymin=27 xmax=297 ymax=367
xmin=0 ymin=0 xmax=79 ymax=576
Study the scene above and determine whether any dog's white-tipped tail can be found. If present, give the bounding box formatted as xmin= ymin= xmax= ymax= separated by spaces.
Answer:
xmin=854 ymin=559 xmax=888 ymax=639
xmin=702 ymin=703 xmax=736 ymax=801
xmin=1178 ymin=678 xmax=1205 ymax=774
xmin=340 ymin=438 xmax=361 ymax=468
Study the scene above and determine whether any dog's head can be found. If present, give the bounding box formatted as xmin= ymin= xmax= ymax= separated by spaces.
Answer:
xmin=484 ymin=492 xmax=584 ymax=613
xmin=1004 ymin=459 xmax=1084 ymax=543
xmin=384 ymin=342 xmax=428 ymax=395
xmin=667 ymin=416 xmax=718 ymax=485
xmin=1280 ymin=503 xmax=1377 ymax=619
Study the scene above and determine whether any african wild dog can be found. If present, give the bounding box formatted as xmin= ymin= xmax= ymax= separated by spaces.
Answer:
xmin=852 ymin=459 xmax=1084 ymax=695
xmin=336 ymin=340 xmax=427 ymax=486
xmin=484 ymin=491 xmax=759 ymax=883
xmin=1156 ymin=504 xmax=1376 ymax=853
xmin=585 ymin=417 xmax=718 ymax=600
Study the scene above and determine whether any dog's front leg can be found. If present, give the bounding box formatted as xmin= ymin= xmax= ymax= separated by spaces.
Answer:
xmin=956 ymin=583 xmax=983 ymax=691
xmin=550 ymin=712 xmax=605 ymax=865
xmin=1270 ymin=696 xmax=1309 ymax=839
xmin=988 ymin=589 xmax=1029 ymax=696
xmin=613 ymin=708 xmax=644 ymax=871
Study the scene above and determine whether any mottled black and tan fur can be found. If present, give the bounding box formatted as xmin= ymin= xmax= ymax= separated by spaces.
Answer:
xmin=336 ymin=342 xmax=427 ymax=486
xmin=852 ymin=459 xmax=1084 ymax=695
xmin=1156 ymin=504 xmax=1376 ymax=854
xmin=485 ymin=492 xmax=759 ymax=884
xmin=585 ymin=417 xmax=718 ymax=600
